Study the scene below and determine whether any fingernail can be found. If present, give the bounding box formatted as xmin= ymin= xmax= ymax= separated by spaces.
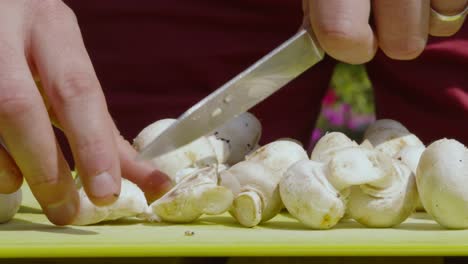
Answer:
xmin=89 ymin=171 xmax=119 ymax=200
xmin=45 ymin=195 xmax=79 ymax=226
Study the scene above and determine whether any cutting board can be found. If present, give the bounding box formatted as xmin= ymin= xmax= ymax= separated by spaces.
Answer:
xmin=0 ymin=185 xmax=467 ymax=258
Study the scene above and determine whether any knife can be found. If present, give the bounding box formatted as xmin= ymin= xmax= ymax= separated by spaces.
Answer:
xmin=138 ymin=26 xmax=324 ymax=160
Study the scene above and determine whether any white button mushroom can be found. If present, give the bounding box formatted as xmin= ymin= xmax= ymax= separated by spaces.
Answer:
xmin=280 ymin=160 xmax=347 ymax=229
xmin=416 ymin=138 xmax=468 ymax=229
xmin=0 ymin=189 xmax=22 ymax=224
xmin=395 ymin=145 xmax=426 ymax=211
xmin=363 ymin=119 xmax=424 ymax=158
xmin=72 ymin=178 xmax=150 ymax=226
xmin=133 ymin=119 xmax=218 ymax=182
xmin=346 ymin=158 xmax=418 ymax=228
xmin=149 ymin=165 xmax=233 ymax=223
xmin=310 ymin=132 xmax=358 ymax=163
xmin=280 ymin=146 xmax=389 ymax=229
xmin=220 ymin=140 xmax=308 ymax=227
xmin=206 ymin=112 xmax=262 ymax=165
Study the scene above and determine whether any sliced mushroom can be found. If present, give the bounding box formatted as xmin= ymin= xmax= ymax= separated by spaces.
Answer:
xmin=416 ymin=138 xmax=468 ymax=229
xmin=72 ymin=178 xmax=150 ymax=226
xmin=0 ymin=189 xmax=22 ymax=224
xmin=133 ymin=119 xmax=218 ymax=182
xmin=149 ymin=165 xmax=233 ymax=223
xmin=363 ymin=119 xmax=424 ymax=157
xmin=280 ymin=160 xmax=346 ymax=229
xmin=347 ymin=159 xmax=418 ymax=228
xmin=395 ymin=145 xmax=426 ymax=211
xmin=310 ymin=132 xmax=358 ymax=163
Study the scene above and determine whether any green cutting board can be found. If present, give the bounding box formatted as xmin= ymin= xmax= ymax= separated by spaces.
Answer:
xmin=1 ymin=185 xmax=467 ymax=258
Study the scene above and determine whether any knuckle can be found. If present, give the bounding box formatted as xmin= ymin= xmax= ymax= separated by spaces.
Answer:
xmin=51 ymin=72 xmax=97 ymax=106
xmin=0 ymin=81 xmax=36 ymax=118
xmin=27 ymin=175 xmax=60 ymax=188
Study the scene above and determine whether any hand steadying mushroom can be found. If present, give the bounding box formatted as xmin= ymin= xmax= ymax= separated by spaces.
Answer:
xmin=220 ymin=139 xmax=308 ymax=227
xmin=72 ymin=177 xmax=151 ymax=226
xmin=416 ymin=138 xmax=468 ymax=229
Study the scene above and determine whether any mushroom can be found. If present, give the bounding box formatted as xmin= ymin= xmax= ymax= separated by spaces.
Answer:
xmin=206 ymin=112 xmax=262 ymax=165
xmin=310 ymin=132 xmax=358 ymax=163
xmin=220 ymin=140 xmax=308 ymax=227
xmin=133 ymin=112 xmax=262 ymax=183
xmin=149 ymin=165 xmax=233 ymax=223
xmin=0 ymin=189 xmax=22 ymax=224
xmin=395 ymin=145 xmax=426 ymax=211
xmin=363 ymin=119 xmax=424 ymax=157
xmin=416 ymin=138 xmax=468 ymax=229
xmin=72 ymin=178 xmax=151 ymax=226
xmin=280 ymin=147 xmax=388 ymax=229
xmin=133 ymin=119 xmax=218 ymax=183
xmin=346 ymin=158 xmax=419 ymax=228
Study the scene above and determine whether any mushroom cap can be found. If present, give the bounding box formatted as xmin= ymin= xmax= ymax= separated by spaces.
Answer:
xmin=310 ymin=132 xmax=358 ymax=163
xmin=151 ymin=166 xmax=233 ymax=223
xmin=416 ymin=138 xmax=468 ymax=229
xmin=364 ymin=119 xmax=424 ymax=157
xmin=220 ymin=161 xmax=283 ymax=225
xmin=72 ymin=179 xmax=149 ymax=226
xmin=280 ymin=160 xmax=346 ymax=229
xmin=0 ymin=189 xmax=22 ymax=224
xmin=133 ymin=119 xmax=217 ymax=182
xmin=246 ymin=139 xmax=309 ymax=182
xmin=207 ymin=112 xmax=262 ymax=164
xmin=347 ymin=160 xmax=418 ymax=228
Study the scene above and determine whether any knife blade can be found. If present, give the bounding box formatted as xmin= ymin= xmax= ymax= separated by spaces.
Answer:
xmin=138 ymin=27 xmax=324 ymax=160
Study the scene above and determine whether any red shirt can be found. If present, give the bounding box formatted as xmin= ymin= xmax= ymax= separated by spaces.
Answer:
xmin=63 ymin=1 xmax=467 ymax=151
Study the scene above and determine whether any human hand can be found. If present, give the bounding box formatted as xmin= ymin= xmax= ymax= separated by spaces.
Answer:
xmin=302 ymin=0 xmax=467 ymax=64
xmin=0 ymin=0 xmax=171 ymax=225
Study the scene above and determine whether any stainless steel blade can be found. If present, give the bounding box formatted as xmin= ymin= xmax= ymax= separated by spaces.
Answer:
xmin=138 ymin=28 xmax=324 ymax=160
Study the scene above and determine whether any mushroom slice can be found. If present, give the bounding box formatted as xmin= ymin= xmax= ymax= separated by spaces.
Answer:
xmin=280 ymin=160 xmax=346 ymax=229
xmin=207 ymin=112 xmax=262 ymax=165
xmin=395 ymin=145 xmax=426 ymax=211
xmin=347 ymin=160 xmax=418 ymax=228
xmin=310 ymin=132 xmax=358 ymax=163
xmin=220 ymin=161 xmax=282 ymax=227
xmin=363 ymin=119 xmax=424 ymax=157
xmin=149 ymin=166 xmax=233 ymax=223
xmin=133 ymin=119 xmax=218 ymax=182
xmin=0 ymin=189 xmax=22 ymax=224
xmin=72 ymin=179 xmax=150 ymax=226
xmin=416 ymin=138 xmax=468 ymax=229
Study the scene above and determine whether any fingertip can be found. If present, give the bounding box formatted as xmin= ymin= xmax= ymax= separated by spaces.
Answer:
xmin=138 ymin=170 xmax=173 ymax=204
xmin=379 ymin=37 xmax=427 ymax=60
xmin=0 ymin=147 xmax=24 ymax=194
xmin=44 ymin=190 xmax=80 ymax=226
xmin=83 ymin=171 xmax=121 ymax=206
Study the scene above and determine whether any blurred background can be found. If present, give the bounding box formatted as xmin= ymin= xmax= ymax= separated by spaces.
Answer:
xmin=310 ymin=63 xmax=375 ymax=149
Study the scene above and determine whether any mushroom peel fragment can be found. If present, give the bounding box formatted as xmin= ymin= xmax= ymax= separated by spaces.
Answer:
xmin=72 ymin=178 xmax=150 ymax=226
xmin=149 ymin=166 xmax=233 ymax=223
xmin=0 ymin=189 xmax=22 ymax=224
xmin=220 ymin=161 xmax=282 ymax=227
xmin=347 ymin=160 xmax=418 ymax=228
xmin=416 ymin=138 xmax=468 ymax=229
xmin=207 ymin=112 xmax=262 ymax=165
xmin=310 ymin=132 xmax=358 ymax=163
xmin=133 ymin=119 xmax=218 ymax=182
xmin=279 ymin=160 xmax=346 ymax=229
xmin=363 ymin=119 xmax=424 ymax=158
